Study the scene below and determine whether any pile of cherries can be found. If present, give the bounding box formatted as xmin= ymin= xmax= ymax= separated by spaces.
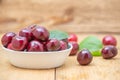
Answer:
xmin=77 ymin=35 xmax=118 ymax=65
xmin=68 ymin=34 xmax=118 ymax=65
xmin=1 ymin=25 xmax=69 ymax=52
xmin=101 ymin=36 xmax=117 ymax=59
xmin=1 ymin=25 xmax=118 ymax=66
xmin=68 ymin=34 xmax=92 ymax=65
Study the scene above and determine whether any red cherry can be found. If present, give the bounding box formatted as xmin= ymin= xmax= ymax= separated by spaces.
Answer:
xmin=102 ymin=35 xmax=117 ymax=46
xmin=68 ymin=34 xmax=78 ymax=42
xmin=1 ymin=32 xmax=16 ymax=47
xmin=77 ymin=49 xmax=93 ymax=65
xmin=11 ymin=36 xmax=28 ymax=51
xmin=19 ymin=28 xmax=33 ymax=41
xmin=27 ymin=40 xmax=44 ymax=52
xmin=59 ymin=40 xmax=68 ymax=50
xmin=101 ymin=45 xmax=118 ymax=59
xmin=46 ymin=39 xmax=60 ymax=51
xmin=69 ymin=41 xmax=79 ymax=55
xmin=32 ymin=26 xmax=49 ymax=41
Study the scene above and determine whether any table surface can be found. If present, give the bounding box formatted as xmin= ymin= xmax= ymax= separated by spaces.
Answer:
xmin=0 ymin=34 xmax=120 ymax=80
xmin=0 ymin=0 xmax=120 ymax=80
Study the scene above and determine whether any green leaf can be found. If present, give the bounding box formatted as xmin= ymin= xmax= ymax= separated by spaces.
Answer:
xmin=50 ymin=30 xmax=68 ymax=40
xmin=79 ymin=36 xmax=103 ymax=56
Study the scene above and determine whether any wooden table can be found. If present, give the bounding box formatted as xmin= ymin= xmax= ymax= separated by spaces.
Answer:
xmin=0 ymin=0 xmax=120 ymax=80
xmin=0 ymin=34 xmax=120 ymax=80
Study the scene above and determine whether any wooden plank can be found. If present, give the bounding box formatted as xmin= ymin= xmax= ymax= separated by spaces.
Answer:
xmin=0 ymin=35 xmax=55 ymax=80
xmin=45 ymin=24 xmax=120 ymax=33
xmin=0 ymin=0 xmax=120 ymax=33
xmin=56 ymin=34 xmax=120 ymax=80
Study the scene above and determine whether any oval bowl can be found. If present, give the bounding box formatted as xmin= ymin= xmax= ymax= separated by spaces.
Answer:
xmin=2 ymin=43 xmax=72 ymax=69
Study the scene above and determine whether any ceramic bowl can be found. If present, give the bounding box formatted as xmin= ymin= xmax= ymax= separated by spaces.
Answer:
xmin=2 ymin=43 xmax=72 ymax=69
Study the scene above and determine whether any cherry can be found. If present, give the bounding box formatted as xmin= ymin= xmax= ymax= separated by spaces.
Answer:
xmin=1 ymin=25 xmax=71 ymax=52
xmin=1 ymin=32 xmax=16 ymax=47
xmin=69 ymin=41 xmax=79 ymax=55
xmin=102 ymin=35 xmax=117 ymax=46
xmin=68 ymin=34 xmax=78 ymax=42
xmin=11 ymin=36 xmax=28 ymax=51
xmin=27 ymin=40 xmax=44 ymax=52
xmin=46 ymin=39 xmax=60 ymax=51
xmin=77 ymin=49 xmax=93 ymax=65
xmin=59 ymin=40 xmax=68 ymax=50
xmin=19 ymin=28 xmax=33 ymax=41
xmin=101 ymin=45 xmax=118 ymax=59
xmin=32 ymin=26 xmax=49 ymax=41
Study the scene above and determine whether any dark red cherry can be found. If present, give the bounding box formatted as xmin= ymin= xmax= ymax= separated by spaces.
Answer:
xmin=27 ymin=40 xmax=44 ymax=52
xmin=46 ymin=39 xmax=60 ymax=51
xmin=59 ymin=40 xmax=68 ymax=50
xmin=19 ymin=28 xmax=33 ymax=41
xmin=77 ymin=49 xmax=93 ymax=65
xmin=102 ymin=35 xmax=117 ymax=46
xmin=69 ymin=41 xmax=79 ymax=55
xmin=101 ymin=45 xmax=118 ymax=59
xmin=32 ymin=26 xmax=49 ymax=41
xmin=1 ymin=32 xmax=16 ymax=47
xmin=11 ymin=36 xmax=28 ymax=51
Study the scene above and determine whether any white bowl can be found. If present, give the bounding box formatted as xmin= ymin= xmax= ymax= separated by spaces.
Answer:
xmin=2 ymin=44 xmax=72 ymax=69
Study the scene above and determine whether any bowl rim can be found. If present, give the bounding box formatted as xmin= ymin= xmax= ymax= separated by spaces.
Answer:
xmin=2 ymin=43 xmax=72 ymax=54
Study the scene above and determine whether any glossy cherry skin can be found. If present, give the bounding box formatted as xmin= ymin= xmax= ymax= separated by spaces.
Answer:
xmin=77 ymin=49 xmax=93 ymax=65
xmin=19 ymin=28 xmax=33 ymax=41
xmin=46 ymin=39 xmax=60 ymax=51
xmin=27 ymin=40 xmax=44 ymax=52
xmin=69 ymin=41 xmax=79 ymax=55
xmin=11 ymin=36 xmax=28 ymax=51
xmin=68 ymin=34 xmax=78 ymax=42
xmin=59 ymin=40 xmax=68 ymax=50
xmin=32 ymin=26 xmax=49 ymax=41
xmin=101 ymin=45 xmax=118 ymax=59
xmin=1 ymin=32 xmax=16 ymax=47
xmin=102 ymin=35 xmax=117 ymax=46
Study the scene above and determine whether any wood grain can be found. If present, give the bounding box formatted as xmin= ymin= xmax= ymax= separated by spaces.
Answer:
xmin=0 ymin=0 xmax=120 ymax=33
xmin=56 ymin=34 xmax=120 ymax=80
xmin=0 ymin=52 xmax=55 ymax=80
xmin=56 ymin=56 xmax=120 ymax=80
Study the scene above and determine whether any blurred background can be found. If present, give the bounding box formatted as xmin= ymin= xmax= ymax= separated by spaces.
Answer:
xmin=0 ymin=0 xmax=120 ymax=33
